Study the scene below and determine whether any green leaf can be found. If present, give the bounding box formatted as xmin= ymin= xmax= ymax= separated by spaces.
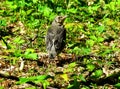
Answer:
xmin=81 ymin=47 xmax=91 ymax=55
xmin=67 ymin=43 xmax=74 ymax=48
xmin=73 ymin=47 xmax=81 ymax=55
xmin=36 ymin=75 xmax=49 ymax=80
xmin=67 ymin=78 xmax=80 ymax=89
xmin=67 ymin=8 xmax=77 ymax=13
xmin=57 ymin=7 xmax=63 ymax=12
xmin=81 ymin=86 xmax=90 ymax=89
xmin=31 ymin=19 xmax=39 ymax=27
xmin=14 ymin=37 xmax=25 ymax=44
xmin=24 ymin=53 xmax=37 ymax=59
xmin=79 ymin=74 xmax=86 ymax=82
xmin=60 ymin=73 xmax=69 ymax=82
xmin=0 ymin=86 xmax=4 ymax=89
xmin=16 ymin=75 xmax=50 ymax=85
xmin=114 ymin=83 xmax=120 ymax=88
xmin=43 ymin=80 xmax=50 ymax=89
xmin=98 ymin=26 xmax=105 ymax=33
xmin=24 ymin=49 xmax=37 ymax=59
xmin=92 ymin=69 xmax=103 ymax=78
xmin=100 ymin=49 xmax=113 ymax=56
xmin=68 ymin=62 xmax=76 ymax=68
xmin=43 ymin=6 xmax=52 ymax=17
xmin=90 ymin=35 xmax=97 ymax=41
xmin=26 ymin=9 xmax=33 ymax=15
xmin=86 ymin=39 xmax=95 ymax=47
xmin=6 ymin=1 xmax=17 ymax=9
xmin=87 ymin=64 xmax=95 ymax=71
xmin=97 ymin=37 xmax=104 ymax=42
xmin=0 ymin=19 xmax=7 ymax=26
xmin=14 ymin=50 xmax=22 ymax=57
xmin=67 ymin=84 xmax=74 ymax=89
xmin=16 ymin=77 xmax=28 ymax=84
xmin=26 ymin=49 xmax=35 ymax=53
xmin=118 ymin=77 xmax=120 ymax=80
xmin=32 ymin=0 xmax=38 ymax=3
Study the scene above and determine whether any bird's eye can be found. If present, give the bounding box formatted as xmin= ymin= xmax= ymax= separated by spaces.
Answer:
xmin=54 ymin=40 xmax=61 ymax=49
xmin=58 ymin=16 xmax=62 ymax=19
xmin=54 ymin=40 xmax=58 ymax=45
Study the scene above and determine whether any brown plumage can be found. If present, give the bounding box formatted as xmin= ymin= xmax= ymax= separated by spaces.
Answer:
xmin=46 ymin=16 xmax=67 ymax=59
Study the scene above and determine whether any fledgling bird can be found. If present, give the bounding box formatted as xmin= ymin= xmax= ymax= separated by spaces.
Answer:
xmin=46 ymin=16 xmax=67 ymax=59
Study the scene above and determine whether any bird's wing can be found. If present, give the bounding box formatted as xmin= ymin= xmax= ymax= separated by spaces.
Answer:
xmin=54 ymin=26 xmax=66 ymax=51
xmin=46 ymin=26 xmax=55 ymax=50
xmin=46 ymin=26 xmax=66 ymax=51
xmin=56 ymin=26 xmax=66 ymax=42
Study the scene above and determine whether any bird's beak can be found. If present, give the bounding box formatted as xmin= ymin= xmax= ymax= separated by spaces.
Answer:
xmin=61 ymin=15 xmax=67 ymax=21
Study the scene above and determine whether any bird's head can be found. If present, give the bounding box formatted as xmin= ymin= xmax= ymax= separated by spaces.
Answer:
xmin=52 ymin=15 xmax=67 ymax=26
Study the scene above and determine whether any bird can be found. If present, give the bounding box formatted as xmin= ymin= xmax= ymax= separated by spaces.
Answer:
xmin=45 ymin=16 xmax=67 ymax=59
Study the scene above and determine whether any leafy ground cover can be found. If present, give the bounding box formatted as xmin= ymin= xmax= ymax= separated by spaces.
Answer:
xmin=0 ymin=0 xmax=120 ymax=89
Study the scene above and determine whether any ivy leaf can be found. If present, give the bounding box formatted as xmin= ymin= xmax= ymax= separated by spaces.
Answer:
xmin=87 ymin=64 xmax=95 ymax=71
xmin=79 ymin=74 xmax=86 ymax=82
xmin=114 ymin=83 xmax=120 ymax=89
xmin=92 ymin=69 xmax=103 ymax=78
xmin=60 ymin=74 xmax=69 ymax=82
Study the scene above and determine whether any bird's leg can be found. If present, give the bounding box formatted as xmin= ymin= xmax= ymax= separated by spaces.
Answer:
xmin=55 ymin=55 xmax=59 ymax=61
